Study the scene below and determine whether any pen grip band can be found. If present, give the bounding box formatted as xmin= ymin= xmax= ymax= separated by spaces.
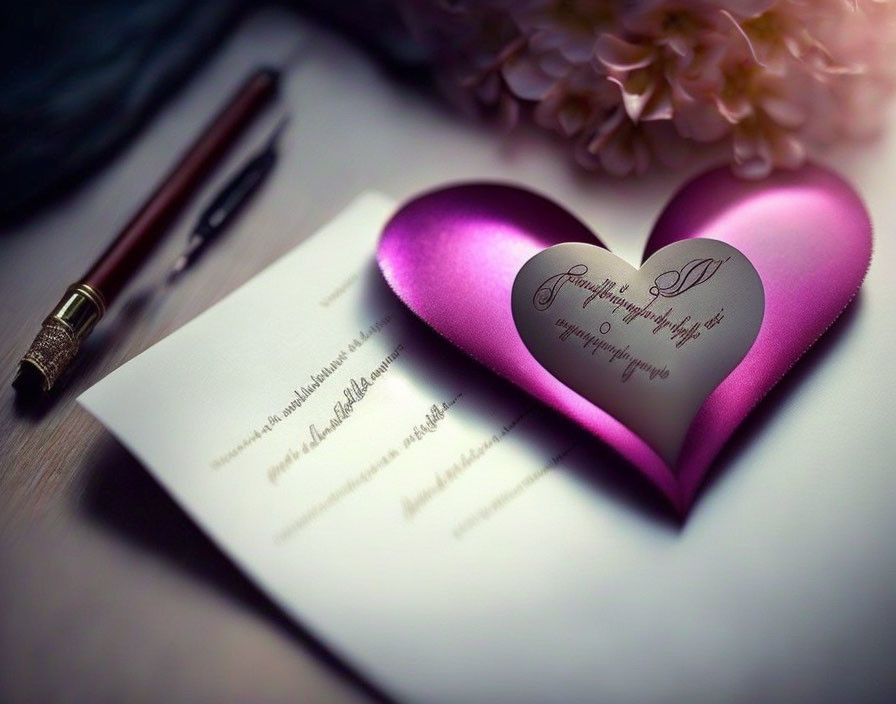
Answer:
xmin=18 ymin=283 xmax=106 ymax=392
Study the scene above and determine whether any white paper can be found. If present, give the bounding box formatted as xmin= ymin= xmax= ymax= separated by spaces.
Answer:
xmin=80 ymin=194 xmax=621 ymax=703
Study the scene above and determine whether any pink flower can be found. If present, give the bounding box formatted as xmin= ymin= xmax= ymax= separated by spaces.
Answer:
xmin=399 ymin=0 xmax=896 ymax=178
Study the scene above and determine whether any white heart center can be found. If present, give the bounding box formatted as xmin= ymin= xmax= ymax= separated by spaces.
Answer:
xmin=512 ymin=239 xmax=764 ymax=465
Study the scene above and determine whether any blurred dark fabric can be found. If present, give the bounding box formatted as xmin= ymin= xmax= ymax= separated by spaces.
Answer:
xmin=0 ymin=0 xmax=427 ymax=225
xmin=0 ymin=1 xmax=245 ymax=223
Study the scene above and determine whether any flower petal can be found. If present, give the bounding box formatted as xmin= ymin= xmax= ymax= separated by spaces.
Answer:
xmin=640 ymin=90 xmax=674 ymax=121
xmin=594 ymin=34 xmax=655 ymax=71
xmin=609 ymin=74 xmax=658 ymax=122
xmin=502 ymin=54 xmax=556 ymax=100
xmin=760 ymin=95 xmax=806 ymax=128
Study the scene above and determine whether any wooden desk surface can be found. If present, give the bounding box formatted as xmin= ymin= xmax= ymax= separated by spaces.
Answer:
xmin=3 ymin=9 xmax=895 ymax=704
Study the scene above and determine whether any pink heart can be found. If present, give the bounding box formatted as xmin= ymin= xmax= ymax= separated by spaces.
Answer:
xmin=377 ymin=165 xmax=872 ymax=514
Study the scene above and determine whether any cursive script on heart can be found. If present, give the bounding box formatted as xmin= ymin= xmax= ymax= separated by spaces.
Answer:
xmin=512 ymin=240 xmax=764 ymax=465
xmin=377 ymin=166 xmax=872 ymax=514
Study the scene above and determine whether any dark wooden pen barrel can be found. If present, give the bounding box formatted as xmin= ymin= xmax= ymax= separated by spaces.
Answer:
xmin=84 ymin=67 xmax=279 ymax=302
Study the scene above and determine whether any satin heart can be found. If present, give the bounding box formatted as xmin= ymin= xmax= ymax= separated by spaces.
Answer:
xmin=377 ymin=166 xmax=871 ymax=513
xmin=512 ymin=239 xmax=764 ymax=466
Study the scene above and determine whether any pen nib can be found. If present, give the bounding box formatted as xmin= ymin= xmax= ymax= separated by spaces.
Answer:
xmin=170 ymin=255 xmax=189 ymax=277
xmin=168 ymin=236 xmax=205 ymax=281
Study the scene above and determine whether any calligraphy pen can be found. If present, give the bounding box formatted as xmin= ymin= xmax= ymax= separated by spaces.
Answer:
xmin=13 ymin=66 xmax=283 ymax=395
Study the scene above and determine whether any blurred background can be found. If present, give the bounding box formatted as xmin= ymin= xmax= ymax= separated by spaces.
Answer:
xmin=4 ymin=0 xmax=895 ymax=225
xmin=0 ymin=0 xmax=428 ymax=224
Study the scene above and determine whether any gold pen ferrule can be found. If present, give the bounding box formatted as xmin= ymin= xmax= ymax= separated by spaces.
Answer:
xmin=15 ymin=284 xmax=106 ymax=393
xmin=47 ymin=283 xmax=106 ymax=338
